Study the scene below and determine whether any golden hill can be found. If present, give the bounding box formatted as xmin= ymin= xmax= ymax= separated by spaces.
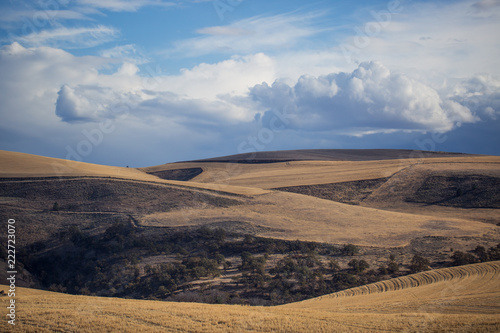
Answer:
xmin=2 ymin=261 xmax=499 ymax=332
xmin=1 ymin=149 xmax=500 ymax=331
xmin=141 ymin=190 xmax=497 ymax=247
xmin=0 ymin=150 xmax=268 ymax=196
xmin=1 ymin=149 xmax=498 ymax=248
xmin=143 ymin=153 xmax=500 ymax=227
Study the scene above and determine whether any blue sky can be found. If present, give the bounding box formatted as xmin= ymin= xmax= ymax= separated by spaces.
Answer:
xmin=0 ymin=0 xmax=499 ymax=167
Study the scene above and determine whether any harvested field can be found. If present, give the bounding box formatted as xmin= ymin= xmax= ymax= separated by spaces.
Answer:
xmin=2 ymin=261 xmax=498 ymax=332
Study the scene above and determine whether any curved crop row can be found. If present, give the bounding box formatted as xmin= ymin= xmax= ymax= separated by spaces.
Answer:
xmin=324 ymin=261 xmax=500 ymax=298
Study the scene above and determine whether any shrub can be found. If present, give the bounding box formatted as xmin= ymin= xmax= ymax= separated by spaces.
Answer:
xmin=387 ymin=261 xmax=399 ymax=274
xmin=451 ymin=251 xmax=477 ymax=266
xmin=409 ymin=255 xmax=430 ymax=273
xmin=473 ymin=246 xmax=489 ymax=262
xmin=342 ymin=244 xmax=359 ymax=256
xmin=348 ymin=259 xmax=369 ymax=273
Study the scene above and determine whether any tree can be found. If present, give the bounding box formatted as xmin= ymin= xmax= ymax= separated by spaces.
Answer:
xmin=348 ymin=259 xmax=369 ymax=274
xmin=328 ymin=259 xmax=340 ymax=272
xmin=387 ymin=261 xmax=399 ymax=274
xmin=488 ymin=243 xmax=500 ymax=261
xmin=52 ymin=202 xmax=59 ymax=211
xmin=68 ymin=225 xmax=83 ymax=245
xmin=473 ymin=246 xmax=489 ymax=262
xmin=409 ymin=255 xmax=430 ymax=273
xmin=240 ymin=252 xmax=268 ymax=288
xmin=342 ymin=244 xmax=359 ymax=256
xmin=451 ymin=251 xmax=477 ymax=266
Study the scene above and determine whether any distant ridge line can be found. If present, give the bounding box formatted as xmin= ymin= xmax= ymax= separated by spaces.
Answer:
xmin=185 ymin=149 xmax=470 ymax=164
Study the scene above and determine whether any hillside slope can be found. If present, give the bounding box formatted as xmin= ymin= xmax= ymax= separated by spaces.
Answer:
xmin=187 ymin=149 xmax=469 ymax=163
xmin=142 ymin=190 xmax=497 ymax=247
xmin=284 ymin=261 xmax=500 ymax=314
xmin=2 ymin=261 xmax=499 ymax=332
xmin=0 ymin=150 xmax=269 ymax=196
xmin=1 ymin=150 xmax=498 ymax=248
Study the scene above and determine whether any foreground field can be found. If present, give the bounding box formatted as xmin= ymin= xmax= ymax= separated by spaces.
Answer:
xmin=2 ymin=261 xmax=499 ymax=332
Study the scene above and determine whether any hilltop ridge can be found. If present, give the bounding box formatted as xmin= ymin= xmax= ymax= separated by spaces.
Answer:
xmin=184 ymin=148 xmax=470 ymax=163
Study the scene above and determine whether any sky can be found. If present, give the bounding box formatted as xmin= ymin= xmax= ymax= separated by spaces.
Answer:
xmin=0 ymin=0 xmax=499 ymax=167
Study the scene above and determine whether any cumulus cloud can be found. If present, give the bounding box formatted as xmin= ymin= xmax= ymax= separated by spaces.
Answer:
xmin=56 ymin=85 xmax=99 ymax=123
xmin=1 ymin=40 xmax=499 ymax=166
xmin=251 ymin=61 xmax=480 ymax=134
xmin=448 ymin=74 xmax=500 ymax=121
xmin=0 ymin=43 xmax=275 ymax=128
xmin=55 ymin=84 xmax=136 ymax=123
xmin=156 ymin=53 xmax=276 ymax=102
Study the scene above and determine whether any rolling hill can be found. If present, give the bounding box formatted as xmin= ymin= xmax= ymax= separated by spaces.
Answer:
xmin=1 ymin=148 xmax=499 ymax=331
xmin=1 ymin=261 xmax=499 ymax=332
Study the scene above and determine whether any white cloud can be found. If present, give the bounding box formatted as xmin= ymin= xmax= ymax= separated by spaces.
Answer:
xmin=100 ymin=44 xmax=149 ymax=64
xmin=251 ymin=61 xmax=481 ymax=134
xmin=448 ymin=74 xmax=500 ymax=121
xmin=56 ymin=85 xmax=101 ymax=122
xmin=0 ymin=9 xmax=92 ymax=26
xmin=75 ymin=0 xmax=175 ymax=12
xmin=337 ymin=0 xmax=500 ymax=78
xmin=0 ymin=43 xmax=274 ymax=127
xmin=1 ymin=39 xmax=499 ymax=167
xmin=196 ymin=26 xmax=253 ymax=36
xmin=16 ymin=25 xmax=118 ymax=49
xmin=155 ymin=53 xmax=276 ymax=102
xmin=170 ymin=12 xmax=325 ymax=57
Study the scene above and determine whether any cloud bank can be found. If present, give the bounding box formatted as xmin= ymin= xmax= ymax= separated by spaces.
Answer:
xmin=251 ymin=62 xmax=480 ymax=135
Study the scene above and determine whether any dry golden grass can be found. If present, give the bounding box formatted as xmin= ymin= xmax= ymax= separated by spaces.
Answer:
xmin=0 ymin=150 xmax=268 ymax=196
xmin=145 ymin=155 xmax=500 ymax=227
xmin=147 ymin=156 xmax=500 ymax=189
xmin=2 ymin=149 xmax=498 ymax=247
xmin=284 ymin=261 xmax=500 ymax=314
xmin=2 ymin=150 xmax=500 ymax=331
xmin=142 ymin=190 xmax=498 ymax=247
xmin=4 ymin=150 xmax=497 ymax=249
xmin=2 ymin=261 xmax=499 ymax=332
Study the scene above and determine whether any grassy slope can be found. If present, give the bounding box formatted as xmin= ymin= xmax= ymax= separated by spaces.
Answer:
xmin=0 ymin=150 xmax=268 ymax=196
xmin=1 ymin=150 xmax=498 ymax=248
xmin=142 ymin=190 xmax=496 ymax=247
xmin=147 ymin=156 xmax=500 ymax=226
xmin=143 ymin=156 xmax=500 ymax=189
xmin=1 ymin=261 xmax=499 ymax=332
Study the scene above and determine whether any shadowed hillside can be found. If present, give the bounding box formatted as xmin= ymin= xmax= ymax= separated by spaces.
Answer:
xmin=187 ymin=149 xmax=469 ymax=163
xmin=147 ymin=167 xmax=203 ymax=181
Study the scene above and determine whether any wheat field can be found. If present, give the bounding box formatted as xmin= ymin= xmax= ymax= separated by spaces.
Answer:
xmin=1 ymin=261 xmax=499 ymax=332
